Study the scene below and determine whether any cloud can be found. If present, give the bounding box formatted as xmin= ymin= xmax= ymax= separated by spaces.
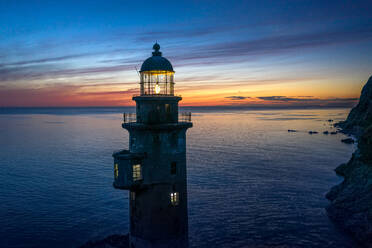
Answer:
xmin=225 ymin=96 xmax=251 ymax=100
xmin=0 ymin=53 xmax=97 ymax=67
xmin=0 ymin=85 xmax=136 ymax=107
xmin=258 ymin=96 xmax=316 ymax=102
xmin=135 ymin=26 xmax=223 ymax=42
xmin=0 ymin=63 xmax=137 ymax=82
xmin=76 ymin=88 xmax=138 ymax=96
xmin=172 ymin=25 xmax=372 ymax=63
xmin=253 ymin=96 xmax=358 ymax=107
xmin=1 ymin=23 xmax=371 ymax=84
xmin=0 ymin=19 xmax=369 ymax=107
xmin=257 ymin=96 xmax=358 ymax=102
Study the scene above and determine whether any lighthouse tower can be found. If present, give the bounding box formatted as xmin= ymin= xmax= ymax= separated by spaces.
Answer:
xmin=113 ymin=43 xmax=192 ymax=248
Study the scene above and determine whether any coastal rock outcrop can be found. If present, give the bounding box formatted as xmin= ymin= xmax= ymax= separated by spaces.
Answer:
xmin=326 ymin=76 xmax=372 ymax=247
xmin=79 ymin=234 xmax=129 ymax=248
xmin=341 ymin=138 xmax=355 ymax=144
xmin=336 ymin=76 xmax=372 ymax=135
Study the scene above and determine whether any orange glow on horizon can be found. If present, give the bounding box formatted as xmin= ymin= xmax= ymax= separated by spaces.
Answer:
xmin=0 ymin=77 xmax=364 ymax=107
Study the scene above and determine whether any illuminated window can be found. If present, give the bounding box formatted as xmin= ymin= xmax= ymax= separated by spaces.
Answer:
xmin=114 ymin=163 xmax=118 ymax=179
xmin=171 ymin=162 xmax=177 ymax=175
xmin=132 ymin=164 xmax=142 ymax=181
xmin=170 ymin=192 xmax=179 ymax=206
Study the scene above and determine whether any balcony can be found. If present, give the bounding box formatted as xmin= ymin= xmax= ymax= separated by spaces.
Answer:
xmin=112 ymin=150 xmax=145 ymax=190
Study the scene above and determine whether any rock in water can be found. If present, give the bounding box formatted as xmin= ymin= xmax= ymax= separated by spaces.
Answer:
xmin=326 ymin=75 xmax=372 ymax=247
xmin=341 ymin=138 xmax=355 ymax=144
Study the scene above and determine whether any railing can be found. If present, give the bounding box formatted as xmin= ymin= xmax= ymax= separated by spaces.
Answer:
xmin=179 ymin=112 xmax=192 ymax=122
xmin=123 ymin=113 xmax=136 ymax=123
xmin=122 ymin=112 xmax=192 ymax=123
xmin=132 ymin=94 xmax=182 ymax=97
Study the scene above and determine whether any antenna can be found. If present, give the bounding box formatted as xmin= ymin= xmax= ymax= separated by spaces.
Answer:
xmin=135 ymin=66 xmax=140 ymax=78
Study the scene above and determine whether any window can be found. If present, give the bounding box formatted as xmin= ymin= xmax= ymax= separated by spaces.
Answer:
xmin=171 ymin=162 xmax=177 ymax=175
xmin=165 ymin=104 xmax=170 ymax=113
xmin=131 ymin=192 xmax=136 ymax=201
xmin=114 ymin=163 xmax=119 ymax=179
xmin=132 ymin=164 xmax=142 ymax=181
xmin=170 ymin=192 xmax=179 ymax=206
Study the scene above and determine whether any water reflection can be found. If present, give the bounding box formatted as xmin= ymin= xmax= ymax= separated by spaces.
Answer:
xmin=0 ymin=108 xmax=359 ymax=248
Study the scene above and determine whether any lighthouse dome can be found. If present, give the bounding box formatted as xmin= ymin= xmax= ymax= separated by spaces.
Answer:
xmin=140 ymin=43 xmax=174 ymax=72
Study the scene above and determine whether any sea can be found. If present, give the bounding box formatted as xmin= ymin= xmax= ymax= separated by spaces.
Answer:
xmin=0 ymin=107 xmax=359 ymax=248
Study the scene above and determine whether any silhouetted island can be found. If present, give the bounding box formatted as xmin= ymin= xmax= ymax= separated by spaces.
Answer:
xmin=326 ymin=75 xmax=372 ymax=247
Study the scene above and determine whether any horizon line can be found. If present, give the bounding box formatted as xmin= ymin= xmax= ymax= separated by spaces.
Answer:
xmin=0 ymin=105 xmax=355 ymax=109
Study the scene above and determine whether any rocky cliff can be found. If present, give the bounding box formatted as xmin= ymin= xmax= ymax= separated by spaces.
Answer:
xmin=336 ymin=76 xmax=372 ymax=135
xmin=326 ymin=76 xmax=372 ymax=247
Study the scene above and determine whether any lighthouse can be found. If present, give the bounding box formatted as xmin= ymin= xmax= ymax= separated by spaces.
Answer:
xmin=113 ymin=43 xmax=192 ymax=248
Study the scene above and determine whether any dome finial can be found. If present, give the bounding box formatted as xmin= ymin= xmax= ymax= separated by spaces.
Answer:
xmin=152 ymin=42 xmax=162 ymax=56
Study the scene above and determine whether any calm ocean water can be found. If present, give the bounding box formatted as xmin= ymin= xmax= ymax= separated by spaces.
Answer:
xmin=0 ymin=107 xmax=359 ymax=248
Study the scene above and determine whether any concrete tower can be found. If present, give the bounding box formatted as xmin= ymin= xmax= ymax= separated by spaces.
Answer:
xmin=113 ymin=43 xmax=192 ymax=248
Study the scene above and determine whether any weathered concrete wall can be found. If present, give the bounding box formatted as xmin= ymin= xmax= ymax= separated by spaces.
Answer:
xmin=128 ymin=129 xmax=187 ymax=185
xmin=134 ymin=96 xmax=181 ymax=124
xmin=125 ymin=95 xmax=191 ymax=248
xmin=129 ymin=183 xmax=188 ymax=248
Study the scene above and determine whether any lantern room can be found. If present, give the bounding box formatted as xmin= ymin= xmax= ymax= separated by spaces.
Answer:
xmin=139 ymin=43 xmax=175 ymax=95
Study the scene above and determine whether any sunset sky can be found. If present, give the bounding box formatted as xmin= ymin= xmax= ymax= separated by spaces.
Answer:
xmin=0 ymin=0 xmax=371 ymax=107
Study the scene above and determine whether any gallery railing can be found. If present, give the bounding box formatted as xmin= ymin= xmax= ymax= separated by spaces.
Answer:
xmin=179 ymin=112 xmax=192 ymax=122
xmin=123 ymin=113 xmax=136 ymax=123
xmin=132 ymin=94 xmax=183 ymax=97
xmin=123 ymin=112 xmax=192 ymax=123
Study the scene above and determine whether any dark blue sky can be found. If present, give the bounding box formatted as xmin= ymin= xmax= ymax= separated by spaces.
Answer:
xmin=0 ymin=0 xmax=371 ymax=106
